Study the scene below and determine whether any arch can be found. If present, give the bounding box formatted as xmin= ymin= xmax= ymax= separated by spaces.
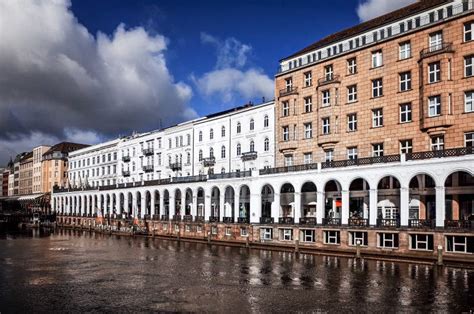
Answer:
xmin=154 ymin=190 xmax=160 ymax=217
xmin=174 ymin=189 xmax=182 ymax=216
xmin=408 ymin=173 xmax=436 ymax=223
xmin=280 ymin=183 xmax=295 ymax=219
xmin=163 ymin=189 xmax=170 ymax=216
xmin=348 ymin=178 xmax=370 ymax=222
xmin=127 ymin=192 xmax=133 ymax=217
xmin=239 ymin=185 xmax=251 ymax=221
xmin=323 ymin=179 xmax=342 ymax=222
xmin=196 ymin=187 xmax=205 ymax=217
xmin=377 ymin=175 xmax=401 ymax=222
xmin=224 ymin=186 xmax=235 ymax=220
xmin=185 ymin=188 xmax=193 ymax=216
xmin=145 ymin=191 xmax=152 ymax=217
xmin=211 ymin=186 xmax=220 ymax=219
xmin=135 ymin=191 xmax=142 ymax=217
xmin=119 ymin=193 xmax=125 ymax=215
xmin=301 ymin=181 xmax=317 ymax=219
xmin=444 ymin=171 xmax=474 ymax=221
xmin=261 ymin=184 xmax=274 ymax=219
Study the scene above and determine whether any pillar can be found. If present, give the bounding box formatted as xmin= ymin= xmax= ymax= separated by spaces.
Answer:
xmin=219 ymin=191 xmax=225 ymax=219
xmin=271 ymin=193 xmax=280 ymax=222
xmin=400 ymin=187 xmax=409 ymax=226
xmin=250 ymin=193 xmax=261 ymax=224
xmin=169 ymin=196 xmax=175 ymax=218
xmin=341 ymin=190 xmax=349 ymax=225
xmin=124 ymin=193 xmax=129 ymax=216
xmin=192 ymin=192 xmax=198 ymax=217
xmin=204 ymin=193 xmax=211 ymax=221
xmin=316 ymin=191 xmax=324 ymax=224
xmin=234 ymin=192 xmax=240 ymax=220
xmin=369 ymin=189 xmax=377 ymax=226
xmin=435 ymin=186 xmax=445 ymax=227
xmin=133 ymin=193 xmax=138 ymax=218
xmin=151 ymin=193 xmax=156 ymax=217
xmin=294 ymin=192 xmax=302 ymax=223
xmin=141 ymin=193 xmax=146 ymax=218
xmin=159 ymin=192 xmax=165 ymax=217
xmin=181 ymin=192 xmax=186 ymax=216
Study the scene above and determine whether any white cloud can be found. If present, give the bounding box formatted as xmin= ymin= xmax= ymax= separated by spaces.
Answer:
xmin=357 ymin=0 xmax=416 ymax=22
xmin=193 ymin=33 xmax=274 ymax=104
xmin=0 ymin=0 xmax=196 ymax=164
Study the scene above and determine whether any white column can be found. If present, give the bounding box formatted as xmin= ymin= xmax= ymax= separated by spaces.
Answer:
xmin=159 ymin=192 xmax=165 ymax=217
xmin=400 ymin=187 xmax=409 ymax=227
xmin=219 ymin=191 xmax=225 ymax=219
xmin=369 ymin=189 xmax=378 ymax=226
xmin=169 ymin=196 xmax=175 ymax=218
xmin=192 ymin=193 xmax=198 ymax=217
xmin=204 ymin=193 xmax=211 ymax=221
xmin=149 ymin=193 xmax=155 ymax=217
xmin=181 ymin=192 xmax=186 ymax=216
xmin=435 ymin=186 xmax=445 ymax=228
xmin=271 ymin=193 xmax=280 ymax=223
xmin=316 ymin=191 xmax=324 ymax=224
xmin=234 ymin=192 xmax=240 ymax=221
xmin=124 ymin=193 xmax=129 ymax=216
xmin=250 ymin=193 xmax=261 ymax=224
xmin=141 ymin=194 xmax=146 ymax=218
xmin=133 ymin=193 xmax=138 ymax=218
xmin=341 ymin=190 xmax=349 ymax=225
xmin=294 ymin=192 xmax=301 ymax=223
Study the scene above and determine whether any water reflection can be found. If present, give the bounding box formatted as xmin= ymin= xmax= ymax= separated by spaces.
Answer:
xmin=0 ymin=229 xmax=473 ymax=312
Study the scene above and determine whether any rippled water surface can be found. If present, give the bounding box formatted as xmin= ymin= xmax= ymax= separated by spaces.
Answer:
xmin=1 ymin=229 xmax=474 ymax=313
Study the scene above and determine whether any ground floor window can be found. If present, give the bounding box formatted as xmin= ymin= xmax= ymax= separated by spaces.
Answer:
xmin=349 ymin=231 xmax=368 ymax=246
xmin=378 ymin=233 xmax=399 ymax=249
xmin=410 ymin=234 xmax=433 ymax=251
xmin=185 ymin=224 xmax=190 ymax=232
xmin=196 ymin=225 xmax=202 ymax=233
xmin=240 ymin=227 xmax=248 ymax=237
xmin=300 ymin=229 xmax=315 ymax=243
xmin=174 ymin=224 xmax=179 ymax=232
xmin=225 ymin=227 xmax=232 ymax=236
xmin=163 ymin=223 xmax=168 ymax=230
xmin=279 ymin=228 xmax=293 ymax=241
xmin=261 ymin=228 xmax=273 ymax=240
xmin=446 ymin=236 xmax=474 ymax=254
xmin=324 ymin=230 xmax=340 ymax=244
xmin=211 ymin=226 xmax=218 ymax=235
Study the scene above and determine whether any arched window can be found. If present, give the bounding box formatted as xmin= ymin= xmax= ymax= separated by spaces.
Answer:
xmin=132 ymin=162 xmax=136 ymax=171
xmin=237 ymin=122 xmax=241 ymax=134
xmin=264 ymin=138 xmax=269 ymax=151
xmin=264 ymin=115 xmax=269 ymax=128
xmin=250 ymin=140 xmax=255 ymax=152
xmin=221 ymin=126 xmax=225 ymax=137
xmin=199 ymin=150 xmax=203 ymax=161
xmin=187 ymin=152 xmax=190 ymax=164
xmin=187 ymin=134 xmax=191 ymax=145
xmin=199 ymin=131 xmax=203 ymax=142
xmin=209 ymin=147 xmax=214 ymax=158
xmin=210 ymin=128 xmax=214 ymax=140
xmin=237 ymin=143 xmax=241 ymax=156
xmin=221 ymin=145 xmax=226 ymax=158
xmin=250 ymin=119 xmax=255 ymax=131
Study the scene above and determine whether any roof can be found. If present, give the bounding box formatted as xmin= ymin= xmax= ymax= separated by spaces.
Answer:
xmin=281 ymin=0 xmax=450 ymax=62
xmin=20 ymin=152 xmax=33 ymax=162
xmin=43 ymin=142 xmax=90 ymax=156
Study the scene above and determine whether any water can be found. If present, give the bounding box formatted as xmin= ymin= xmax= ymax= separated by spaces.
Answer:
xmin=1 ymin=229 xmax=473 ymax=313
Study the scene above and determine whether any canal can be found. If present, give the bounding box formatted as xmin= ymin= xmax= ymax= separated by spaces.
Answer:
xmin=1 ymin=229 xmax=473 ymax=312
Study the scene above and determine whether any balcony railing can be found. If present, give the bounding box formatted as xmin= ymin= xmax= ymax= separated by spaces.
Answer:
xmin=152 ymin=214 xmax=160 ymax=220
xmin=209 ymin=170 xmax=252 ymax=180
xmin=408 ymin=219 xmax=435 ymax=229
xmin=172 ymin=215 xmax=181 ymax=221
xmin=322 ymin=154 xmax=400 ymax=169
xmin=238 ymin=217 xmax=250 ymax=224
xmin=202 ymin=157 xmax=216 ymax=167
xmin=195 ymin=216 xmax=205 ymax=223
xmin=348 ymin=218 xmax=368 ymax=227
xmin=322 ymin=218 xmax=341 ymax=226
xmin=317 ymin=74 xmax=341 ymax=86
xmin=279 ymin=217 xmax=295 ymax=224
xmin=142 ymin=165 xmax=154 ymax=172
xmin=279 ymin=86 xmax=298 ymax=97
xmin=142 ymin=147 xmax=154 ymax=156
xmin=420 ymin=42 xmax=453 ymax=59
xmin=260 ymin=217 xmax=274 ymax=224
xmin=406 ymin=147 xmax=474 ymax=161
xmin=122 ymin=155 xmax=131 ymax=162
xmin=377 ymin=219 xmax=400 ymax=228
xmin=299 ymin=217 xmax=316 ymax=225
xmin=223 ymin=217 xmax=233 ymax=223
xmin=122 ymin=170 xmax=130 ymax=177
xmin=209 ymin=216 xmax=219 ymax=223
xmin=170 ymin=162 xmax=182 ymax=171
xmin=260 ymin=163 xmax=319 ymax=175
xmin=241 ymin=151 xmax=258 ymax=161
xmin=160 ymin=215 xmax=169 ymax=221
xmin=445 ymin=220 xmax=474 ymax=229
xmin=183 ymin=215 xmax=193 ymax=222
xmin=172 ymin=175 xmax=207 ymax=184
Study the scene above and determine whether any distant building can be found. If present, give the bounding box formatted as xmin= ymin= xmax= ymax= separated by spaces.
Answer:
xmin=19 ymin=152 xmax=33 ymax=195
xmin=32 ymin=145 xmax=51 ymax=194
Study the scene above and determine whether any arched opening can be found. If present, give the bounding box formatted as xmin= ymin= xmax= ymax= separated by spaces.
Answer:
xmin=197 ymin=188 xmax=205 ymax=218
xmin=349 ymin=178 xmax=370 ymax=225
xmin=377 ymin=176 xmax=401 ymax=227
xmin=224 ymin=186 xmax=235 ymax=222
xmin=261 ymin=184 xmax=274 ymax=223
xmin=127 ymin=192 xmax=133 ymax=217
xmin=136 ymin=191 xmax=141 ymax=218
xmin=77 ymin=196 xmax=82 ymax=216
xmin=145 ymin=191 xmax=152 ymax=218
xmin=163 ymin=190 xmax=170 ymax=217
xmin=445 ymin=171 xmax=474 ymax=226
xmin=112 ymin=194 xmax=117 ymax=216
xmin=210 ymin=187 xmax=220 ymax=222
xmin=324 ymin=180 xmax=342 ymax=225
xmin=301 ymin=182 xmax=317 ymax=224
xmin=239 ymin=185 xmax=250 ymax=223
xmin=154 ymin=190 xmax=160 ymax=219
xmin=174 ymin=189 xmax=182 ymax=217
xmin=408 ymin=174 xmax=436 ymax=227
xmin=280 ymin=183 xmax=295 ymax=223
xmin=185 ymin=189 xmax=193 ymax=217
xmin=119 ymin=193 xmax=124 ymax=216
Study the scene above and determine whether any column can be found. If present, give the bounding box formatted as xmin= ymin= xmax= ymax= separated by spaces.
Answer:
xmin=435 ymin=186 xmax=445 ymax=228
xmin=181 ymin=192 xmax=186 ymax=216
xmin=124 ymin=193 xmax=128 ymax=216
xmin=133 ymin=193 xmax=138 ymax=218
xmin=294 ymin=192 xmax=301 ymax=224
xmin=141 ymin=194 xmax=146 ymax=218
xmin=159 ymin=192 xmax=165 ymax=217
xmin=400 ymin=187 xmax=409 ymax=227
xmin=369 ymin=189 xmax=378 ymax=226
xmin=151 ymin=193 xmax=156 ymax=218
xmin=169 ymin=196 xmax=175 ymax=219
xmin=192 ymin=192 xmax=198 ymax=217
xmin=219 ymin=191 xmax=225 ymax=219
xmin=271 ymin=193 xmax=280 ymax=223
xmin=341 ymin=190 xmax=349 ymax=225
xmin=316 ymin=191 xmax=324 ymax=224
xmin=204 ymin=194 xmax=211 ymax=221
xmin=234 ymin=192 xmax=240 ymax=221
xmin=250 ymin=193 xmax=261 ymax=224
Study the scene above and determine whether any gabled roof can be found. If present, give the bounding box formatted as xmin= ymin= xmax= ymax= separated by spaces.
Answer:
xmin=281 ymin=0 xmax=451 ymax=62
xmin=43 ymin=142 xmax=89 ymax=156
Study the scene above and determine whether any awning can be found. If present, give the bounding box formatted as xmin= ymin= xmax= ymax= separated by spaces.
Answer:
xmin=18 ymin=194 xmax=45 ymax=201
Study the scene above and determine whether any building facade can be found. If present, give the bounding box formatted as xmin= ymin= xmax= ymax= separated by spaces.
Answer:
xmin=32 ymin=145 xmax=51 ymax=194
xmin=19 ymin=152 xmax=33 ymax=195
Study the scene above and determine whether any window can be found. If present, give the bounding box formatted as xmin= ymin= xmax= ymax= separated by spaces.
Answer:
xmin=198 ymin=150 xmax=203 ymax=161
xmin=372 ymin=78 xmax=383 ymax=98
xmin=285 ymin=77 xmax=293 ymax=91
xmin=240 ymin=227 xmax=248 ymax=237
xmin=431 ymin=135 xmax=444 ymax=151
xmin=225 ymin=227 xmax=231 ymax=236
xmin=324 ymin=64 xmax=333 ymax=81
xmin=347 ymin=57 xmax=357 ymax=74
xmin=372 ymin=108 xmax=383 ymax=127
xmin=249 ymin=119 xmax=255 ymax=131
xmin=347 ymin=85 xmax=357 ymax=102
xmin=429 ymin=31 xmax=443 ymax=52
xmin=446 ymin=236 xmax=474 ymax=253
xmin=410 ymin=234 xmax=434 ymax=251
xmin=372 ymin=143 xmax=384 ymax=157
xmin=325 ymin=149 xmax=334 ymax=162
xmin=322 ymin=117 xmax=330 ymax=135
xmin=324 ymin=230 xmax=340 ymax=244
xmin=264 ymin=115 xmax=269 ymax=127
xmin=261 ymin=228 xmax=273 ymax=240
xmin=186 ymin=152 xmax=190 ymax=164
xmin=400 ymin=103 xmax=412 ymax=123
xmin=282 ymin=101 xmax=290 ymax=116
xmin=347 ymin=113 xmax=357 ymax=132
xmin=465 ymin=55 xmax=474 ymax=77
xmin=221 ymin=146 xmax=226 ymax=158
xmin=237 ymin=122 xmax=241 ymax=134
xmin=198 ymin=131 xmax=203 ymax=142
xmin=465 ymin=132 xmax=474 ymax=147
xmin=399 ymin=71 xmax=411 ymax=91
xmin=465 ymin=91 xmax=474 ymax=112
xmin=378 ymin=233 xmax=399 ymax=248
xmin=187 ymin=135 xmax=190 ymax=145
xmin=347 ymin=147 xmax=358 ymax=160
xmin=221 ymin=126 xmax=225 ymax=137
xmin=209 ymin=128 xmax=214 ymax=140
xmin=264 ymin=138 xmax=270 ymax=151
xmin=304 ymin=153 xmax=313 ymax=164
xmin=304 ymin=71 xmax=312 ymax=87
xmin=304 ymin=97 xmax=312 ymax=113
xmin=304 ymin=123 xmax=313 ymax=139
xmin=280 ymin=229 xmax=293 ymax=241
xmin=196 ymin=225 xmax=202 ymax=233
xmin=322 ymin=90 xmax=331 ymax=106
xmin=249 ymin=141 xmax=255 ymax=152
xmin=236 ymin=143 xmax=241 ymax=156
xmin=300 ymin=229 xmax=315 ymax=243
xmin=465 ymin=21 xmax=474 ymax=42
xmin=209 ymin=147 xmax=214 ymax=158
xmin=428 ymin=95 xmax=441 ymax=117
xmin=428 ymin=62 xmax=441 ymax=83
xmin=185 ymin=225 xmax=191 ymax=232
xmin=284 ymin=155 xmax=293 ymax=167
xmin=371 ymin=50 xmax=383 ymax=68
xmin=399 ymin=41 xmax=411 ymax=60
xmin=211 ymin=226 xmax=217 ymax=235
xmin=349 ymin=231 xmax=368 ymax=246
xmin=282 ymin=126 xmax=289 ymax=141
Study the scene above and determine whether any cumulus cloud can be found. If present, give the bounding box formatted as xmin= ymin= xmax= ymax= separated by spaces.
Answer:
xmin=192 ymin=33 xmax=273 ymax=104
xmin=357 ymin=0 xmax=416 ymax=22
xmin=0 ymin=0 xmax=196 ymax=164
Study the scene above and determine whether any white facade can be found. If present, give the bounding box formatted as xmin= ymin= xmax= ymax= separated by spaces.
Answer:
xmin=162 ymin=121 xmax=197 ymax=178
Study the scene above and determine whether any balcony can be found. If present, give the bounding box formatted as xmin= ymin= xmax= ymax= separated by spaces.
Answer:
xmin=348 ymin=218 xmax=368 ymax=227
xmin=421 ymin=114 xmax=455 ymax=131
xmin=238 ymin=217 xmax=250 ymax=224
xmin=322 ymin=154 xmax=400 ymax=169
xmin=172 ymin=175 xmax=207 ymax=184
xmin=322 ymin=218 xmax=341 ymax=226
xmin=152 ymin=214 xmax=160 ymax=220
xmin=209 ymin=216 xmax=219 ymax=223
xmin=377 ymin=219 xmax=400 ymax=228
xmin=279 ymin=217 xmax=294 ymax=224
xmin=260 ymin=217 xmax=274 ymax=224
xmin=170 ymin=162 xmax=182 ymax=171
xmin=160 ymin=215 xmax=169 ymax=221
xmin=223 ymin=217 xmax=234 ymax=223
xmin=142 ymin=165 xmax=154 ymax=172
xmin=241 ymin=151 xmax=258 ymax=161
xmin=208 ymin=170 xmax=252 ymax=180
xmin=183 ymin=215 xmax=193 ymax=222
xmin=279 ymin=86 xmax=298 ymax=98
xmin=317 ymin=74 xmax=341 ymax=87
xmin=172 ymin=215 xmax=182 ymax=221
xmin=122 ymin=155 xmax=131 ymax=162
xmin=122 ymin=170 xmax=130 ymax=177
xmin=202 ymin=157 xmax=216 ymax=167
xmin=195 ymin=216 xmax=205 ymax=223
xmin=299 ymin=217 xmax=316 ymax=225
xmin=318 ymin=133 xmax=341 ymax=147
xmin=142 ymin=147 xmax=154 ymax=156
xmin=445 ymin=220 xmax=474 ymax=230
xmin=420 ymin=42 xmax=454 ymax=59
xmin=408 ymin=219 xmax=435 ymax=229
xmin=406 ymin=147 xmax=474 ymax=161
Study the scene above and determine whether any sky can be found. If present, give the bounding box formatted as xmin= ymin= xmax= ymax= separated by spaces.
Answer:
xmin=0 ymin=0 xmax=416 ymax=165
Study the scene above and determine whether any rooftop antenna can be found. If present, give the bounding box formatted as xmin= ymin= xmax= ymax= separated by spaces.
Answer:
xmin=262 ymin=96 xmax=265 ymax=103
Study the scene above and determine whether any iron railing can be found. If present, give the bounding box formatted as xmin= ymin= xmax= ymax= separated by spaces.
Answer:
xmin=260 ymin=217 xmax=274 ymax=224
xmin=142 ymin=165 xmax=154 ymax=172
xmin=317 ymin=74 xmax=341 ymax=86
xmin=169 ymin=162 xmax=182 ymax=171
xmin=279 ymin=86 xmax=298 ymax=97
xmin=299 ymin=217 xmax=317 ymax=225
xmin=223 ymin=217 xmax=234 ymax=223
xmin=408 ymin=219 xmax=435 ymax=228
xmin=322 ymin=155 xmax=400 ymax=169
xmin=241 ymin=151 xmax=258 ymax=161
xmin=183 ymin=215 xmax=193 ymax=222
xmin=445 ymin=220 xmax=474 ymax=229
xmin=142 ymin=147 xmax=154 ymax=156
xmin=195 ymin=216 xmax=205 ymax=223
xmin=209 ymin=216 xmax=219 ymax=223
xmin=377 ymin=218 xmax=400 ymax=228
xmin=348 ymin=218 xmax=369 ymax=227
xmin=420 ymin=42 xmax=453 ymax=59
xmin=279 ymin=217 xmax=295 ymax=224
xmin=122 ymin=155 xmax=131 ymax=162
xmin=209 ymin=170 xmax=252 ymax=180
xmin=172 ymin=215 xmax=181 ymax=221
xmin=172 ymin=175 xmax=207 ymax=184
xmin=238 ymin=217 xmax=250 ymax=224
xmin=260 ymin=163 xmax=319 ymax=175
xmin=322 ymin=218 xmax=341 ymax=226
xmin=406 ymin=147 xmax=474 ymax=161
xmin=202 ymin=157 xmax=216 ymax=167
